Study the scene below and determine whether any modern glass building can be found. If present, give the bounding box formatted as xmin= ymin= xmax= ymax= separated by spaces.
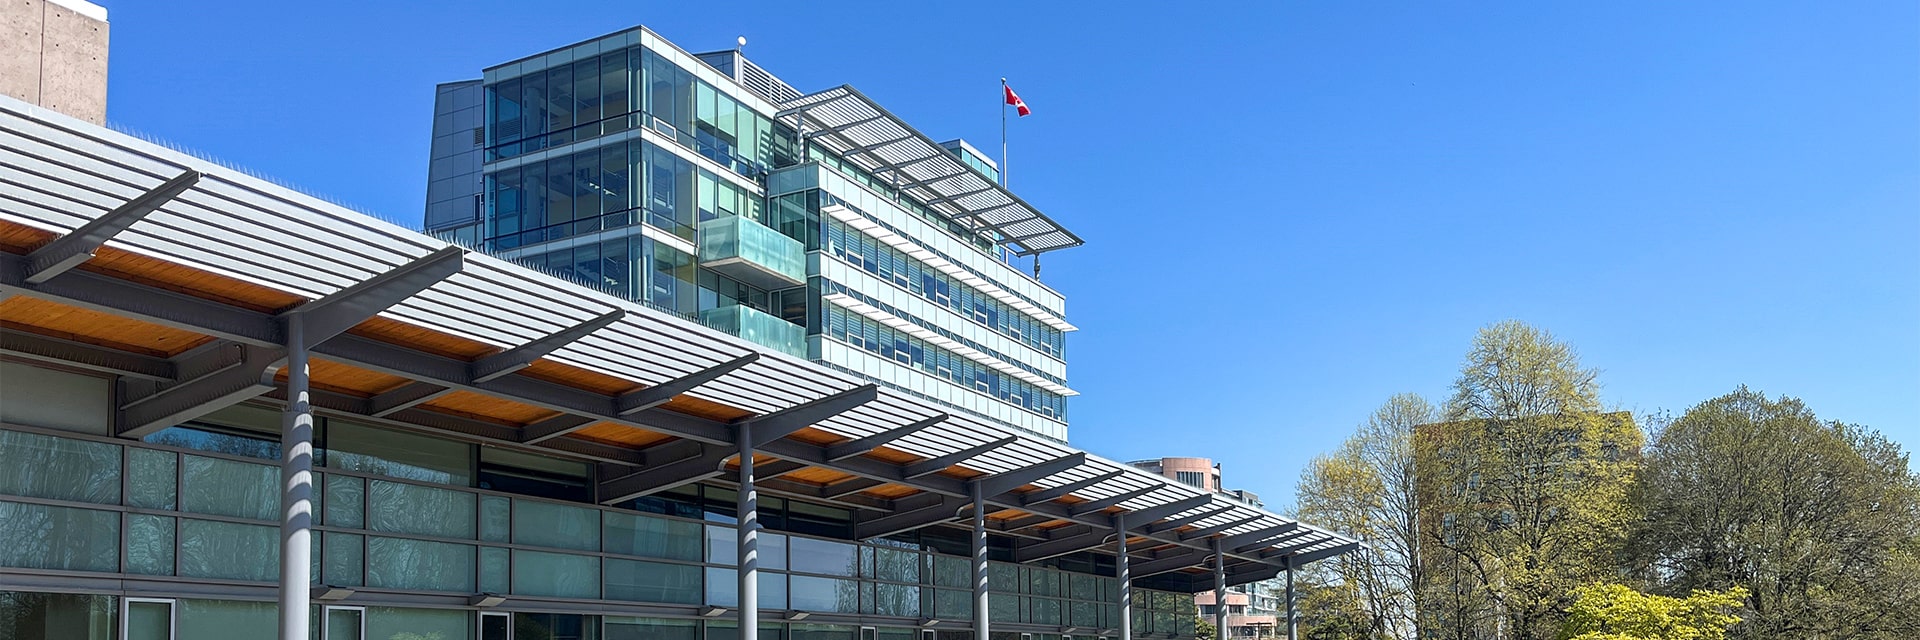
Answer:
xmin=0 ymin=23 xmax=1357 ymax=640
xmin=424 ymin=28 xmax=1078 ymax=442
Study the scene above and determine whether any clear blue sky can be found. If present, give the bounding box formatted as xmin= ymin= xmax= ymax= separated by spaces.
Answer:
xmin=103 ymin=1 xmax=1918 ymax=509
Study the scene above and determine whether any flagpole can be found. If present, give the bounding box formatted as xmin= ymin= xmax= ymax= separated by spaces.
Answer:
xmin=1000 ymin=77 xmax=1008 ymax=187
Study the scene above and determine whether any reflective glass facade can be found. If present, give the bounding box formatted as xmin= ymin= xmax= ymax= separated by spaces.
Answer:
xmin=0 ymin=367 xmax=1196 ymax=639
xmin=426 ymin=26 xmax=1075 ymax=441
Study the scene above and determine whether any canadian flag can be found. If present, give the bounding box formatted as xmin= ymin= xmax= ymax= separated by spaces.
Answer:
xmin=1004 ymin=84 xmax=1031 ymax=117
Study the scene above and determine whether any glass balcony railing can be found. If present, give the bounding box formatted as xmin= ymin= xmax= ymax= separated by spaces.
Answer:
xmin=700 ymin=304 xmax=806 ymax=358
xmin=698 ymin=215 xmax=805 ymax=289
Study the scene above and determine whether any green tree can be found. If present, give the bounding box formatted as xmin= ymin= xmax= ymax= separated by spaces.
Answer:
xmin=1556 ymin=583 xmax=1746 ymax=640
xmin=1422 ymin=320 xmax=1642 ymax=640
xmin=1295 ymin=577 xmax=1375 ymax=640
xmin=1195 ymin=615 xmax=1216 ymax=640
xmin=1296 ymin=393 xmax=1435 ymax=639
xmin=1630 ymin=387 xmax=1920 ymax=639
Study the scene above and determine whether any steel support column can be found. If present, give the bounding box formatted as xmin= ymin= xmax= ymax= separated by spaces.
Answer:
xmin=738 ymin=421 xmax=759 ymax=640
xmin=1285 ymin=565 xmax=1297 ymax=640
xmin=1212 ymin=538 xmax=1227 ymax=640
xmin=277 ymin=314 xmax=312 ymax=640
xmin=972 ymin=481 xmax=989 ymax=640
xmin=1116 ymin=512 xmax=1132 ymax=640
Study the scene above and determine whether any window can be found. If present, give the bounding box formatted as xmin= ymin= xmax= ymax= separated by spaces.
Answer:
xmin=479 ymin=612 xmax=511 ymax=640
xmin=124 ymin=598 xmax=173 ymax=640
xmin=326 ymin=419 xmax=474 ymax=485
xmin=0 ymin=591 xmax=116 ymax=640
xmin=324 ymin=606 xmax=364 ymax=640
xmin=1175 ymin=471 xmax=1206 ymax=489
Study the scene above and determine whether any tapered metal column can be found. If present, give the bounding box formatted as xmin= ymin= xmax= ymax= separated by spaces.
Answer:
xmin=972 ymin=481 xmax=989 ymax=640
xmin=1284 ymin=566 xmax=1297 ymax=640
xmin=278 ymin=315 xmax=312 ymax=640
xmin=1212 ymin=539 xmax=1227 ymax=640
xmin=1115 ymin=513 xmax=1132 ymax=640
xmin=739 ymin=422 xmax=759 ymax=640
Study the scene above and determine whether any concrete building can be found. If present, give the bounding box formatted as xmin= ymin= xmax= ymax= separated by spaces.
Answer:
xmin=0 ymin=21 xmax=1357 ymax=640
xmin=1130 ymin=458 xmax=1284 ymax=639
xmin=0 ymin=0 xmax=108 ymax=124
xmin=423 ymin=27 xmax=1077 ymax=443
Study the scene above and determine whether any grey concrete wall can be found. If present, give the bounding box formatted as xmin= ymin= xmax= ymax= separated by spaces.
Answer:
xmin=0 ymin=0 xmax=108 ymax=124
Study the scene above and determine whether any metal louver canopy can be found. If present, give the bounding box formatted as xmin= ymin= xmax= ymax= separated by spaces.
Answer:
xmin=779 ymin=85 xmax=1084 ymax=257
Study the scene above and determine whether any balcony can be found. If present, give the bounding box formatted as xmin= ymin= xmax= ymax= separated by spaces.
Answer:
xmin=701 ymin=304 xmax=806 ymax=358
xmin=698 ymin=215 xmax=805 ymax=289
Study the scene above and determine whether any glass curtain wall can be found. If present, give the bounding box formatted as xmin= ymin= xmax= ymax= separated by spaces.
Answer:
xmin=0 ymin=414 xmax=1198 ymax=637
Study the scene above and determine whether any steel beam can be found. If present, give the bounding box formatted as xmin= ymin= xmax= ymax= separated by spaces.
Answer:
xmin=1217 ymin=523 xmax=1300 ymax=551
xmin=1145 ymin=507 xmax=1233 ymax=535
xmin=820 ymin=477 xmax=889 ymax=500
xmin=615 ymin=353 xmax=761 ymax=417
xmin=971 ymin=481 xmax=989 ymax=640
xmin=1118 ymin=495 xmax=1212 ymax=529
xmin=1014 ymin=526 xmax=1113 ymax=563
xmin=847 ymin=134 xmax=917 ymax=156
xmin=1020 ymin=470 xmax=1123 ymax=506
xmin=902 ymin=436 xmax=1016 ymax=479
xmin=924 ymin=185 xmax=997 ymax=207
xmin=895 ymin=169 xmax=969 ymax=191
xmin=24 ymin=170 xmax=200 ymax=284
xmin=0 ymin=328 xmax=175 ymax=381
xmin=1129 ymin=548 xmax=1209 ymax=578
xmin=598 ymin=443 xmax=733 ymax=503
xmin=745 ymin=384 xmax=878 ymax=448
xmin=278 ymin=312 xmax=313 ymax=640
xmin=367 ymin=381 xmax=454 ymax=417
xmin=1250 ymin=534 xmax=1320 ymax=558
xmin=116 ymin=343 xmax=280 ymax=438
xmin=1068 ymin=486 xmax=1158 ymax=517
xmin=1284 ymin=542 xmax=1361 ymax=568
xmin=853 ymin=494 xmax=964 ymax=539
xmin=280 ymin=246 xmax=464 ymax=348
xmin=824 ymin=414 xmax=947 ymax=461
xmin=973 ymin=453 xmax=1084 ymax=497
xmin=1115 ymin=512 xmax=1133 ymax=640
xmin=474 ymin=309 xmax=625 ymax=382
xmin=738 ymin=422 xmax=760 ymax=640
xmin=1180 ymin=515 xmax=1267 ymax=542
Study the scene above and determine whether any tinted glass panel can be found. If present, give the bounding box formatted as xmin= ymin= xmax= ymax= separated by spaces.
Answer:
xmin=0 ymin=430 xmax=119 ymax=504
xmin=0 ymin=501 xmax=118 ymax=572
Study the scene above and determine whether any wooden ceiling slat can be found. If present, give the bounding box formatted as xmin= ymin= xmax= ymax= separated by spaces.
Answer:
xmin=0 ymin=296 xmax=212 ymax=357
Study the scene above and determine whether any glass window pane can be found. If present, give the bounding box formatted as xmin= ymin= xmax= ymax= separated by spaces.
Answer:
xmin=604 ymin=558 xmax=702 ymax=604
xmin=179 ymin=518 xmax=275 ymax=581
xmin=0 ymin=501 xmax=118 ymax=572
xmin=127 ymin=514 xmax=175 ymax=576
xmin=180 ymin=454 xmax=277 ymax=520
xmin=789 ymin=575 xmax=860 ymax=613
xmin=874 ymin=583 xmax=921 ymax=617
xmin=127 ymin=448 xmax=177 ymax=510
xmin=934 ymin=588 xmax=971 ymax=619
xmin=0 ymin=590 xmax=116 ymax=640
xmin=368 ymin=480 xmax=475 ymax=539
xmin=874 ymin=547 xmax=919 ymax=583
xmin=0 ymin=430 xmax=120 ymax=504
xmin=512 ymin=499 xmax=598 ymax=551
xmin=127 ymin=600 xmax=171 ymax=640
xmin=324 ymin=532 xmax=364 ymax=586
xmin=704 ymin=568 xmax=786 ymax=609
xmin=606 ymin=616 xmax=697 ymax=640
xmin=323 ymin=474 xmax=364 ymax=528
xmin=327 ymin=420 xmax=473 ymax=485
xmin=366 ymin=536 xmax=475 ymax=592
xmin=604 ymin=511 xmax=702 ymax=561
xmin=479 ymin=495 xmax=511 ymax=542
xmin=788 ymin=537 xmax=858 ymax=576
xmin=326 ymin=607 xmax=362 ymax=640
xmin=177 ymin=599 xmax=275 ymax=639
xmin=511 ymin=549 xmax=599 ymax=599
xmin=479 ymin=546 xmax=509 ymax=594
xmin=790 ymin=623 xmax=857 ymax=640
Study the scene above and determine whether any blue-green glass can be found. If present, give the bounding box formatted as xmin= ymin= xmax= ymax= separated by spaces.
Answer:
xmin=605 ymin=616 xmax=698 ymax=640
xmin=933 ymin=588 xmax=971 ymax=619
xmin=1031 ymin=597 xmax=1062 ymax=624
xmin=176 ymin=599 xmax=275 ymax=639
xmin=0 ymin=500 xmax=119 ymax=572
xmin=873 ymin=547 xmax=919 ymax=583
xmin=788 ymin=537 xmax=857 ymax=577
xmin=704 ymin=568 xmax=787 ymax=609
xmin=510 ymin=549 xmax=599 ymax=598
xmin=990 ymin=593 xmax=1020 ymax=623
xmin=873 ymin=583 xmax=920 ymax=617
xmin=368 ymin=480 xmax=475 ymax=539
xmin=604 ymin=557 xmax=701 ymax=604
xmin=512 ymin=499 xmax=598 ymax=551
xmin=479 ymin=546 xmax=509 ymax=594
xmin=366 ymin=536 xmax=474 ymax=592
xmin=789 ymin=575 xmax=860 ymax=613
xmin=0 ymin=430 xmax=120 ymax=504
xmin=126 ymin=600 xmax=172 ymax=640
xmin=127 ymin=513 xmax=175 ymax=575
xmin=178 ymin=518 xmax=276 ymax=581
xmin=603 ymin=511 xmax=701 ymax=561
xmin=933 ymin=555 xmax=968 ymax=588
xmin=127 ymin=448 xmax=177 ymax=510
xmin=1071 ymin=601 xmax=1098 ymax=626
xmin=180 ymin=455 xmax=277 ymax=520
xmin=479 ymin=495 xmax=510 ymax=542
xmin=699 ymin=303 xmax=805 ymax=358
xmin=365 ymin=607 xmax=469 ymax=640
xmin=988 ymin=563 xmax=1019 ymax=594
xmin=324 ymin=532 xmax=364 ymax=586
xmin=323 ymin=474 xmax=364 ymax=529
